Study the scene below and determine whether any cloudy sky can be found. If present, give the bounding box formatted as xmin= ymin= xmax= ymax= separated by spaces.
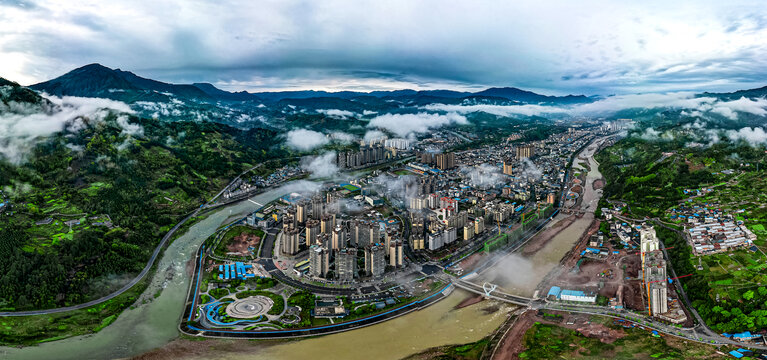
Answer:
xmin=1 ymin=0 xmax=767 ymax=94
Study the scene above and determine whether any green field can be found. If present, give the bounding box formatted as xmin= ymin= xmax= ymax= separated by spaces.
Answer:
xmin=342 ymin=184 xmax=360 ymax=192
xmin=517 ymin=322 xmax=727 ymax=360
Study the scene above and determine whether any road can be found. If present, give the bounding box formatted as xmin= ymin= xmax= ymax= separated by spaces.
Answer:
xmin=452 ymin=276 xmax=767 ymax=350
xmin=0 ymin=210 xmax=201 ymax=316
xmin=0 ymin=163 xmax=271 ymax=316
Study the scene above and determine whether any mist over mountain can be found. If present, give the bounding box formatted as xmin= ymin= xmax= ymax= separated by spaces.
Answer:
xmin=10 ymin=63 xmax=767 ymax=134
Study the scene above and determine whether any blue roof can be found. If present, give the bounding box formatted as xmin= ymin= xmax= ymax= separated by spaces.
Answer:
xmin=728 ymin=350 xmax=743 ymax=358
xmin=732 ymin=331 xmax=757 ymax=339
xmin=547 ymin=286 xmax=562 ymax=298
xmin=561 ymin=289 xmax=588 ymax=297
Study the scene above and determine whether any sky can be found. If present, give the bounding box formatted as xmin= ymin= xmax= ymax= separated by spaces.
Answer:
xmin=1 ymin=0 xmax=767 ymax=95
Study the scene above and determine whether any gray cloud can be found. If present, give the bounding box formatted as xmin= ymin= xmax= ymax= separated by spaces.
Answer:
xmin=2 ymin=1 xmax=767 ymax=94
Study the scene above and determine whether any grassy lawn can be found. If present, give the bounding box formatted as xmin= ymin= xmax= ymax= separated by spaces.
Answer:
xmin=518 ymin=323 xmax=728 ymax=360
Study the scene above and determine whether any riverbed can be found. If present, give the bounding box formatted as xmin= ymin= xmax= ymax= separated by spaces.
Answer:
xmin=479 ymin=137 xmax=606 ymax=297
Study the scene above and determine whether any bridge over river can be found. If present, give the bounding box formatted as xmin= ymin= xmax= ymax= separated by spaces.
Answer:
xmin=449 ymin=276 xmax=767 ymax=351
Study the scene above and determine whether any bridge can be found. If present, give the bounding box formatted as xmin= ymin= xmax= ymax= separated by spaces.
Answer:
xmin=449 ymin=276 xmax=767 ymax=351
xmin=451 ymin=278 xmax=534 ymax=307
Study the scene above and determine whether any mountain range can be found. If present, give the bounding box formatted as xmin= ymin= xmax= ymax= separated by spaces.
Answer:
xmin=30 ymin=63 xmax=593 ymax=105
xmin=1 ymin=63 xmax=765 ymax=131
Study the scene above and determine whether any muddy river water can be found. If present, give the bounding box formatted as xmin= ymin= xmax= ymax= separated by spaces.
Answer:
xmin=4 ymin=181 xmax=510 ymax=360
xmin=6 ymin=137 xmax=608 ymax=360
xmin=482 ymin=138 xmax=606 ymax=296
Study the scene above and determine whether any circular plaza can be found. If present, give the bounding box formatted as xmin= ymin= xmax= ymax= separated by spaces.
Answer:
xmin=225 ymin=296 xmax=274 ymax=319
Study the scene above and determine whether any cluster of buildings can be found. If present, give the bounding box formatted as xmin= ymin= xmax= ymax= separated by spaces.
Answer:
xmin=280 ymin=188 xmax=406 ymax=281
xmin=418 ymin=151 xmax=456 ymax=171
xmin=217 ymin=262 xmax=257 ymax=280
xmin=599 ymin=118 xmax=633 ymax=133
xmin=335 ymin=144 xmax=394 ymax=169
xmin=669 ymin=205 xmax=756 ymax=255
xmin=231 ymin=165 xmax=304 ymax=198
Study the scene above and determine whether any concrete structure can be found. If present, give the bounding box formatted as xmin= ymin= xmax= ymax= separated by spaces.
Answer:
xmin=296 ymin=201 xmax=308 ymax=224
xmin=411 ymin=233 xmax=425 ymax=250
xmin=547 ymin=192 xmax=556 ymax=204
xmin=309 ymin=244 xmax=330 ymax=278
xmin=364 ymin=244 xmax=386 ymax=277
xmin=320 ymin=214 xmax=335 ymax=234
xmin=516 ymin=145 xmax=534 ymax=159
xmin=305 ymin=219 xmax=320 ymax=245
xmin=502 ymin=158 xmax=513 ymax=176
xmin=282 ymin=228 xmax=301 ymax=255
xmin=389 ymin=240 xmax=404 ymax=268
xmin=640 ymin=225 xmax=659 ymax=255
xmin=335 ymin=248 xmax=356 ymax=281
xmin=649 ymin=282 xmax=668 ymax=315
xmin=547 ymin=286 xmax=597 ymax=303
xmin=463 ymin=224 xmax=475 ymax=240
xmin=474 ymin=217 xmax=485 ymax=234
xmin=331 ymin=225 xmax=346 ymax=250
xmin=436 ymin=152 xmax=456 ymax=170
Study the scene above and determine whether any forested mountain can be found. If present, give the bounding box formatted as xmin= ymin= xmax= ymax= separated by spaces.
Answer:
xmin=0 ymin=79 xmax=285 ymax=310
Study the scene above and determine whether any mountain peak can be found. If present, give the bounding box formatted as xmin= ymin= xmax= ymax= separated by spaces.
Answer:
xmin=31 ymin=63 xmax=211 ymax=102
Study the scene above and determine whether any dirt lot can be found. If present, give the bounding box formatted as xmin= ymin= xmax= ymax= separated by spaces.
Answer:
xmin=593 ymin=179 xmax=605 ymax=190
xmin=227 ymin=232 xmax=261 ymax=255
xmin=539 ymin=218 xmax=649 ymax=311
xmin=492 ymin=310 xmax=627 ymax=360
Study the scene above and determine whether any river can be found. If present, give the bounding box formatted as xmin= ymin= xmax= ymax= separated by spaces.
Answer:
xmin=4 ymin=182 xmax=321 ymax=360
xmin=5 ymin=179 xmax=512 ymax=360
xmin=479 ymin=137 xmax=607 ymax=297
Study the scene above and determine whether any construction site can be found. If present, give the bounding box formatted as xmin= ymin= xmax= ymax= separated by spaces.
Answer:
xmin=539 ymin=220 xmax=693 ymax=327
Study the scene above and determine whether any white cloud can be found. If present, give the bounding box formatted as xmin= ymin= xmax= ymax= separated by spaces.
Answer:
xmin=423 ymin=103 xmax=567 ymax=117
xmin=285 ymin=128 xmax=329 ymax=151
xmin=329 ymin=131 xmax=356 ymax=143
xmin=710 ymin=97 xmax=767 ymax=120
xmin=116 ymin=114 xmax=144 ymax=137
xmin=0 ymin=94 xmax=133 ymax=164
xmin=571 ymin=93 xmax=717 ymax=115
xmin=363 ymin=130 xmax=387 ymax=142
xmin=300 ymin=152 xmax=338 ymax=178
xmin=725 ymin=127 xmax=767 ymax=145
xmin=419 ymin=92 xmax=767 ymax=121
xmin=317 ymin=109 xmax=355 ymax=118
xmin=367 ymin=112 xmax=468 ymax=138
xmin=461 ymin=163 xmax=504 ymax=189
xmin=639 ymin=127 xmax=662 ymax=141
